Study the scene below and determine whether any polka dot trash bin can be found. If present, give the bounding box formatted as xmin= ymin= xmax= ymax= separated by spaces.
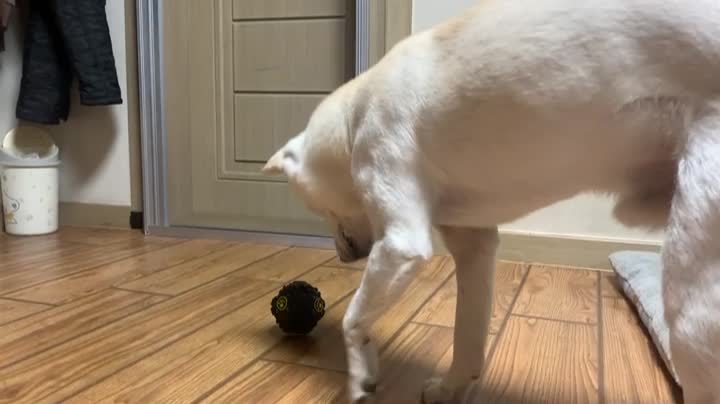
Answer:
xmin=0 ymin=127 xmax=60 ymax=236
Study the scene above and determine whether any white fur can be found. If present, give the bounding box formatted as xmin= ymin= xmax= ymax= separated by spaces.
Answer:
xmin=263 ymin=0 xmax=720 ymax=402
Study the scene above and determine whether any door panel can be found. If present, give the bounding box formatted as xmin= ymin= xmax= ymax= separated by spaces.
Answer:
xmin=165 ymin=0 xmax=354 ymax=235
xmin=233 ymin=94 xmax=324 ymax=162
xmin=232 ymin=0 xmax=346 ymax=20
xmin=233 ymin=20 xmax=348 ymax=92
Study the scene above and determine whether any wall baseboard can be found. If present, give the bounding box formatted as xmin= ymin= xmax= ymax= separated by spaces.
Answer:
xmin=147 ymin=225 xmax=660 ymax=270
xmin=433 ymin=230 xmax=660 ymax=270
xmin=59 ymin=202 xmax=131 ymax=228
xmin=495 ymin=231 xmax=661 ymax=270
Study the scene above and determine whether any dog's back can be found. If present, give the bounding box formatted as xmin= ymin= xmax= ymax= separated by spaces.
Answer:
xmin=347 ymin=0 xmax=720 ymax=228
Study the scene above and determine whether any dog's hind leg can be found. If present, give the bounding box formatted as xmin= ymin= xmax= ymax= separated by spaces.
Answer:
xmin=663 ymin=107 xmax=720 ymax=403
xmin=422 ymin=226 xmax=498 ymax=404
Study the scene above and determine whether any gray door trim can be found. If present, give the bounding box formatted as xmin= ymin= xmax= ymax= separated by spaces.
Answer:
xmin=356 ymin=0 xmax=371 ymax=74
xmin=137 ymin=0 xmax=168 ymax=230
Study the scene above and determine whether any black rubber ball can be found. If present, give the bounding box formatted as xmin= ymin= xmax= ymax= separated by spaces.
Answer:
xmin=271 ymin=280 xmax=326 ymax=335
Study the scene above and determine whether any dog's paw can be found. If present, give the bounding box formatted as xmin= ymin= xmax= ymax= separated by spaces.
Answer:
xmin=346 ymin=336 xmax=380 ymax=401
xmin=421 ymin=378 xmax=454 ymax=404
xmin=348 ymin=376 xmax=378 ymax=404
xmin=421 ymin=377 xmax=463 ymax=404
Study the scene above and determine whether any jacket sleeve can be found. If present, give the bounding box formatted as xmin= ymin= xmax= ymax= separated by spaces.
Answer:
xmin=49 ymin=0 xmax=123 ymax=106
xmin=16 ymin=0 xmax=74 ymax=124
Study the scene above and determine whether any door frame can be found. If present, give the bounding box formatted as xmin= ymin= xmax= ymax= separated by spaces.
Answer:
xmin=137 ymin=0 xmax=412 ymax=244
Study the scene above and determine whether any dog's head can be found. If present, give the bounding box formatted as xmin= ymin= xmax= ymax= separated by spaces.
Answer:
xmin=262 ymin=94 xmax=373 ymax=262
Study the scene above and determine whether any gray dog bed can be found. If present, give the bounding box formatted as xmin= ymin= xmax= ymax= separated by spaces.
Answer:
xmin=608 ymin=251 xmax=680 ymax=384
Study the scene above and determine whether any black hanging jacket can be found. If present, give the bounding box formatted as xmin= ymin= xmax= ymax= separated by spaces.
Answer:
xmin=16 ymin=0 xmax=122 ymax=124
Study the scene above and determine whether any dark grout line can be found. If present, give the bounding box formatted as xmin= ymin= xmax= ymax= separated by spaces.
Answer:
xmin=409 ymin=320 xmax=454 ymax=330
xmin=262 ymin=358 xmax=348 ymax=375
xmin=321 ymin=264 xmax=366 ymax=272
xmin=0 ymin=306 xmax=55 ymax=328
xmin=483 ymin=263 xmax=532 ymax=372
xmin=527 ymin=261 xmax=615 ymax=273
xmin=408 ymin=320 xmax=502 ymax=336
xmin=0 ymin=296 xmax=55 ymax=307
xmin=510 ymin=313 xmax=597 ymax=326
xmin=111 ymin=287 xmax=174 ymax=298
xmin=597 ymin=271 xmax=606 ymax=404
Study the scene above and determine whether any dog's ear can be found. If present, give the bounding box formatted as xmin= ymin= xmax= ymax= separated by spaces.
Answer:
xmin=262 ymin=132 xmax=305 ymax=176
xmin=262 ymin=149 xmax=286 ymax=175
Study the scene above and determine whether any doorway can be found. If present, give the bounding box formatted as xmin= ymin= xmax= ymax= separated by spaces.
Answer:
xmin=138 ymin=0 xmax=412 ymax=242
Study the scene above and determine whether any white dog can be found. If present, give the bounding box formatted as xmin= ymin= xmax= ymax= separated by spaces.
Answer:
xmin=263 ymin=0 xmax=720 ymax=402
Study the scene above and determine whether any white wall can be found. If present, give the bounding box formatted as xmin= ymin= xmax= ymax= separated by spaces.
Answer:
xmin=1 ymin=2 xmax=131 ymax=207
xmin=412 ymin=0 xmax=662 ymax=243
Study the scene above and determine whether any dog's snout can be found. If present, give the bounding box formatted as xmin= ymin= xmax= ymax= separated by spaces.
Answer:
xmin=334 ymin=236 xmax=356 ymax=262
xmin=339 ymin=250 xmax=356 ymax=263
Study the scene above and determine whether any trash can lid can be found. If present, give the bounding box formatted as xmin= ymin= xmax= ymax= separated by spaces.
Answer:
xmin=0 ymin=127 xmax=60 ymax=167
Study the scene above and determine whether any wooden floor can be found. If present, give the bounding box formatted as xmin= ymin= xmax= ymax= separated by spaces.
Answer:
xmin=0 ymin=227 xmax=680 ymax=403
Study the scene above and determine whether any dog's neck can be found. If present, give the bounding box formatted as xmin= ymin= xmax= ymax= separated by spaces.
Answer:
xmin=305 ymin=78 xmax=364 ymax=170
xmin=299 ymin=78 xmax=368 ymax=216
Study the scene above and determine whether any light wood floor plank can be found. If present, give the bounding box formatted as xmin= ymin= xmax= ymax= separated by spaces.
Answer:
xmin=325 ymin=256 xmax=367 ymax=270
xmin=413 ymin=275 xmax=456 ymax=328
xmin=473 ymin=316 xmax=600 ymax=403
xmin=117 ymin=243 xmax=286 ymax=295
xmin=0 ymin=299 xmax=50 ymax=326
xmin=1 ymin=242 xmax=101 ymax=273
xmin=230 ymin=247 xmax=335 ymax=282
xmin=602 ymin=297 xmax=678 ymax=403
xmin=0 ymin=290 xmax=166 ymax=367
xmin=263 ymin=256 xmax=453 ymax=372
xmin=513 ymin=265 xmax=598 ymax=324
xmin=276 ymin=366 xmax=347 ymax=404
xmin=66 ymin=266 xmax=361 ymax=404
xmin=50 ymin=227 xmax=177 ymax=247
xmin=0 ymin=239 xmax=172 ymax=295
xmin=435 ymin=333 xmax=496 ymax=373
xmin=0 ymin=276 xmax=278 ymax=403
xmin=414 ymin=261 xmax=527 ymax=333
xmin=601 ymin=272 xmax=624 ymax=299
xmin=203 ymin=360 xmax=345 ymax=404
xmin=5 ymin=240 xmax=232 ymax=304
xmin=374 ymin=323 xmax=455 ymax=403
xmin=0 ymin=237 xmax=81 ymax=263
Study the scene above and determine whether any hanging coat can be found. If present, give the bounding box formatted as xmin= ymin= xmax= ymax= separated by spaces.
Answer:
xmin=16 ymin=0 xmax=122 ymax=124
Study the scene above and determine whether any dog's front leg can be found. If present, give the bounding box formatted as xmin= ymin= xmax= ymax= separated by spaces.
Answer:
xmin=343 ymin=231 xmax=432 ymax=402
xmin=422 ymin=226 xmax=498 ymax=404
xmin=342 ymin=166 xmax=434 ymax=402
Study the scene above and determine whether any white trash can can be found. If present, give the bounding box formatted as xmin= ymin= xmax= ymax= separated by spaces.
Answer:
xmin=0 ymin=127 xmax=61 ymax=236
